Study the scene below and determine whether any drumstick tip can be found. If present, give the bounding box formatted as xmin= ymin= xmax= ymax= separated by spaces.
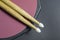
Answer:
xmin=39 ymin=23 xmax=44 ymax=28
xmin=35 ymin=28 xmax=41 ymax=33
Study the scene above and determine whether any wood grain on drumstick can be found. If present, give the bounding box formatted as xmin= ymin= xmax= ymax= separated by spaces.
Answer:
xmin=1 ymin=0 xmax=44 ymax=28
xmin=0 ymin=1 xmax=41 ymax=33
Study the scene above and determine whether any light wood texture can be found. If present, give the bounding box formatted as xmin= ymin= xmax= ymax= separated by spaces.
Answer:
xmin=1 ymin=0 xmax=40 ymax=25
xmin=0 ymin=1 xmax=37 ymax=30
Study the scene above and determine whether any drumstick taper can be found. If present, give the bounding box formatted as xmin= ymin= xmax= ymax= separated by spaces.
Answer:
xmin=0 ymin=1 xmax=41 ymax=33
xmin=1 ymin=0 xmax=44 ymax=28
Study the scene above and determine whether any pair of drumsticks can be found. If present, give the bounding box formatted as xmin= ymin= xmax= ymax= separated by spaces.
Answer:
xmin=0 ymin=0 xmax=44 ymax=33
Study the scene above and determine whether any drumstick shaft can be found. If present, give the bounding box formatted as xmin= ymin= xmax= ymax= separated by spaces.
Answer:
xmin=0 ymin=1 xmax=41 ymax=33
xmin=1 ymin=0 xmax=40 ymax=25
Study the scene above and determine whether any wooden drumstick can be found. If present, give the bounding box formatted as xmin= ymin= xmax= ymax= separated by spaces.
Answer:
xmin=0 ymin=1 xmax=41 ymax=33
xmin=1 ymin=0 xmax=44 ymax=28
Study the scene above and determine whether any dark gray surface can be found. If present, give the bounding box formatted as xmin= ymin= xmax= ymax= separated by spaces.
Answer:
xmin=15 ymin=0 xmax=60 ymax=40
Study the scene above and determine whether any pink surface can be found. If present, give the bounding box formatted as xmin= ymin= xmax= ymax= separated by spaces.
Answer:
xmin=0 ymin=0 xmax=37 ymax=38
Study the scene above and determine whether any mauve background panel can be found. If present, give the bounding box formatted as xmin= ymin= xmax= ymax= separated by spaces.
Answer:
xmin=0 ymin=0 xmax=37 ymax=38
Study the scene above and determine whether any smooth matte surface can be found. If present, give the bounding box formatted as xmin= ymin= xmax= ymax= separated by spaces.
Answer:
xmin=15 ymin=0 xmax=60 ymax=40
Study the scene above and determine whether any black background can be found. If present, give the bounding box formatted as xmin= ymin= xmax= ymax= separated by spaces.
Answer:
xmin=1 ymin=0 xmax=60 ymax=40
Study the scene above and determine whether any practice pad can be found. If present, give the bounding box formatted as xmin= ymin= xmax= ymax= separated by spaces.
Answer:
xmin=0 ymin=0 xmax=38 ymax=38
